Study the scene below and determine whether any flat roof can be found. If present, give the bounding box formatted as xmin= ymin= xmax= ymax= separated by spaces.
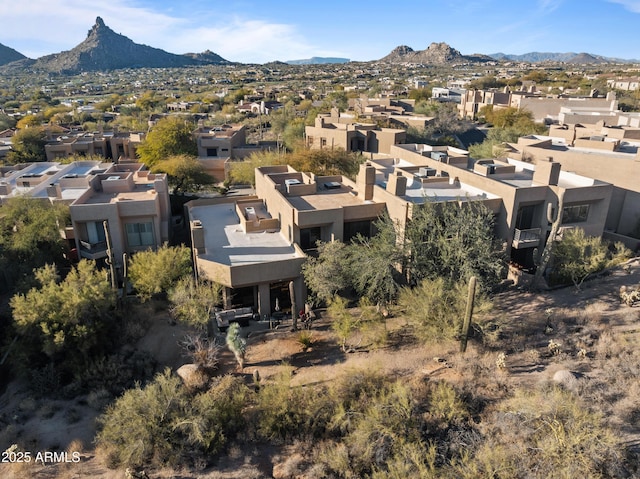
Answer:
xmin=286 ymin=184 xmax=367 ymax=211
xmin=403 ymin=176 xmax=498 ymax=203
xmin=190 ymin=203 xmax=303 ymax=267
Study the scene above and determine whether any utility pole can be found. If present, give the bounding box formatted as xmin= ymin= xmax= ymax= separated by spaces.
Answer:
xmin=103 ymin=220 xmax=117 ymax=291
xmin=460 ymin=276 xmax=476 ymax=354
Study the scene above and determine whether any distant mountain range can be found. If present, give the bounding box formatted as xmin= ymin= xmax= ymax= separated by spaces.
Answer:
xmin=0 ymin=17 xmax=229 ymax=74
xmin=489 ymin=51 xmax=639 ymax=64
xmin=286 ymin=57 xmax=350 ymax=65
xmin=0 ymin=18 xmax=638 ymax=74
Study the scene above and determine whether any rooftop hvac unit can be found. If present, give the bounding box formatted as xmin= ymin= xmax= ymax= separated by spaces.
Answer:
xmin=417 ymin=167 xmax=437 ymax=177
xmin=430 ymin=151 xmax=448 ymax=162
xmin=244 ymin=206 xmax=257 ymax=220
xmin=323 ymin=181 xmax=341 ymax=189
xmin=284 ymin=178 xmax=301 ymax=186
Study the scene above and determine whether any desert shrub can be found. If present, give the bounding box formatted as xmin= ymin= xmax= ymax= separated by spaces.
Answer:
xmin=96 ymin=370 xmax=248 ymax=468
xmin=428 ymin=381 xmax=469 ymax=424
xmin=399 ymin=277 xmax=491 ymax=343
xmin=550 ymin=228 xmax=631 ymax=288
xmin=318 ymin=379 xmax=424 ymax=477
xmin=469 ymin=386 xmax=624 ymax=478
xmin=296 ymin=330 xmax=315 ymax=352
xmin=253 ymin=365 xmax=331 ymax=441
xmin=179 ymin=333 xmax=221 ymax=370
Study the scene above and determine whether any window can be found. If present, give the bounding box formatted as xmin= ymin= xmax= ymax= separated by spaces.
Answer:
xmin=562 ymin=204 xmax=589 ymax=224
xmin=206 ymin=148 xmax=218 ymax=157
xmin=125 ymin=222 xmax=155 ymax=247
xmin=85 ymin=221 xmax=106 ymax=244
xmin=300 ymin=227 xmax=321 ymax=251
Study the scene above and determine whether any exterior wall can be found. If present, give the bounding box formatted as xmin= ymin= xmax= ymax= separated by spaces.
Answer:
xmin=305 ymin=115 xmax=404 ymax=154
xmin=68 ymin=167 xmax=170 ymax=265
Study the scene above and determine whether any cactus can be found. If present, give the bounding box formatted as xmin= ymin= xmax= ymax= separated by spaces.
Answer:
xmin=226 ymin=322 xmax=246 ymax=370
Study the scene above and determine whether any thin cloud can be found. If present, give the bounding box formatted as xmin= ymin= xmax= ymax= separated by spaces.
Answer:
xmin=607 ymin=0 xmax=640 ymax=12
xmin=167 ymin=19 xmax=319 ymax=63
xmin=0 ymin=1 xmax=320 ymax=63
xmin=537 ymin=0 xmax=563 ymax=12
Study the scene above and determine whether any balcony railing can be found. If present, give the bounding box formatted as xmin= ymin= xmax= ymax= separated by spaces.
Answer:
xmin=79 ymin=240 xmax=108 ymax=259
xmin=512 ymin=228 xmax=541 ymax=249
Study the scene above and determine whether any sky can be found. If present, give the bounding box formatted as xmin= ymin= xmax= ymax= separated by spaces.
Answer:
xmin=1 ymin=0 xmax=639 ymax=64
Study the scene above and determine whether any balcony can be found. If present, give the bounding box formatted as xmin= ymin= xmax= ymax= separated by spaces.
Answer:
xmin=79 ymin=240 xmax=108 ymax=259
xmin=512 ymin=228 xmax=541 ymax=249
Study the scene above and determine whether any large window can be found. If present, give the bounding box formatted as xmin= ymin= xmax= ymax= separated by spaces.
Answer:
xmin=125 ymin=222 xmax=155 ymax=247
xmin=85 ymin=221 xmax=106 ymax=244
xmin=562 ymin=204 xmax=590 ymax=224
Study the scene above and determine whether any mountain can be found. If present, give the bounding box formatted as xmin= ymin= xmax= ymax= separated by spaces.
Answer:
xmin=286 ymin=57 xmax=350 ymax=65
xmin=184 ymin=49 xmax=229 ymax=64
xmin=14 ymin=17 xmax=228 ymax=74
xmin=380 ymin=42 xmax=493 ymax=64
xmin=489 ymin=51 xmax=636 ymax=63
xmin=0 ymin=42 xmax=27 ymax=66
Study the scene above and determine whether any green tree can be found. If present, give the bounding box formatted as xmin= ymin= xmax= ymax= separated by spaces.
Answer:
xmin=405 ymin=201 xmax=505 ymax=290
xmin=10 ymin=261 xmax=115 ymax=363
xmin=168 ymin=277 xmax=222 ymax=328
xmin=136 ymin=116 xmax=198 ymax=168
xmin=0 ymin=196 xmax=69 ymax=288
xmin=6 ymin=125 xmax=49 ymax=163
xmin=153 ymin=154 xmax=215 ymax=194
xmin=128 ymin=244 xmax=193 ymax=301
xmin=97 ymin=370 xmax=248 ymax=468
xmin=228 ymin=150 xmax=287 ymax=186
xmin=0 ymin=112 xmax=16 ymax=130
xmin=302 ymin=240 xmax=350 ymax=305
xmin=288 ymin=147 xmax=363 ymax=179
xmin=345 ymin=215 xmax=406 ymax=306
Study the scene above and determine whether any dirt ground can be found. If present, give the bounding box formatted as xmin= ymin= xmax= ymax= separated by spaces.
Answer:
xmin=1 ymin=259 xmax=639 ymax=478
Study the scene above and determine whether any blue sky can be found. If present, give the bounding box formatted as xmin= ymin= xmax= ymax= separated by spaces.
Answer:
xmin=2 ymin=0 xmax=639 ymax=63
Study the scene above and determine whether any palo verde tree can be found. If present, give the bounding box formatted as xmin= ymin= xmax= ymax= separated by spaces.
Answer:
xmin=136 ymin=116 xmax=198 ymax=168
xmin=127 ymin=244 xmax=193 ymax=301
xmin=168 ymin=276 xmax=222 ymax=328
xmin=10 ymin=261 xmax=116 ymax=371
xmin=152 ymin=154 xmax=215 ymax=194
xmin=0 ymin=196 xmax=69 ymax=290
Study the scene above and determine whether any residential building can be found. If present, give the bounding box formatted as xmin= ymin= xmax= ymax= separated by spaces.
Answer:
xmin=459 ymin=88 xmax=618 ymax=123
xmin=187 ymin=139 xmax=613 ymax=310
xmin=504 ymin=128 xmax=640 ymax=249
xmin=187 ymin=164 xmax=386 ymax=317
xmin=193 ymin=123 xmax=249 ymax=181
xmin=305 ymin=112 xmax=406 ymax=154
xmin=68 ymin=164 xmax=171 ymax=264
xmin=45 ymin=130 xmax=145 ymax=162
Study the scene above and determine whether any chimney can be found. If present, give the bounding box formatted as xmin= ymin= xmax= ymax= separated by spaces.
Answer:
xmin=191 ymin=220 xmax=205 ymax=254
xmin=46 ymin=183 xmax=63 ymax=199
xmin=386 ymin=170 xmax=407 ymax=196
xmin=533 ymin=156 xmax=561 ymax=186
xmin=0 ymin=181 xmax=12 ymax=196
xmin=356 ymin=162 xmax=376 ymax=200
